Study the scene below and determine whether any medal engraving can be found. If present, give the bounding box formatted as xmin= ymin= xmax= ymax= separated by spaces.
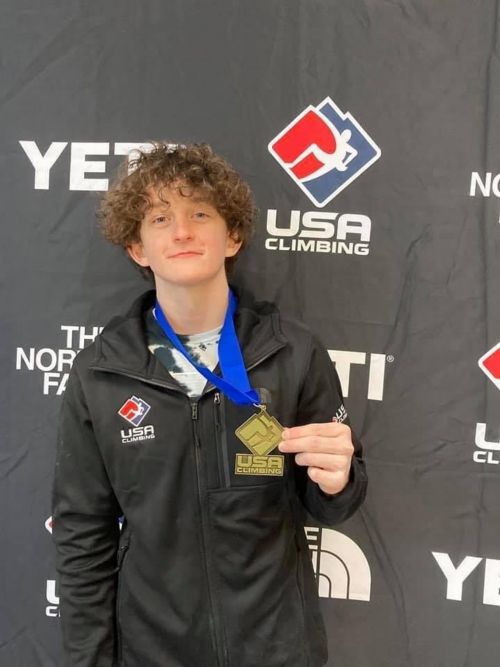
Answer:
xmin=235 ymin=454 xmax=284 ymax=476
xmin=235 ymin=405 xmax=283 ymax=456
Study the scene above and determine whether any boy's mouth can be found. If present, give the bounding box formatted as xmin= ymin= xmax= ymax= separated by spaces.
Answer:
xmin=171 ymin=251 xmax=202 ymax=258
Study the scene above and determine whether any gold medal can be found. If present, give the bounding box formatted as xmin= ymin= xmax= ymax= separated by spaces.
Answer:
xmin=234 ymin=404 xmax=285 ymax=476
xmin=235 ymin=404 xmax=283 ymax=456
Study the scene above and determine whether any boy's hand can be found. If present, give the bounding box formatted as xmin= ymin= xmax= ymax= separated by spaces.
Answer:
xmin=278 ymin=421 xmax=354 ymax=495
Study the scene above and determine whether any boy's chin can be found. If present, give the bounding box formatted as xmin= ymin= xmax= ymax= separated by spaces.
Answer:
xmin=153 ymin=271 xmax=227 ymax=289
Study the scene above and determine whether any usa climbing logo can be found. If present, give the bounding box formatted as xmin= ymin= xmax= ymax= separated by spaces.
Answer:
xmin=268 ymin=97 xmax=381 ymax=208
xmin=478 ymin=342 xmax=500 ymax=390
xmin=118 ymin=396 xmax=151 ymax=426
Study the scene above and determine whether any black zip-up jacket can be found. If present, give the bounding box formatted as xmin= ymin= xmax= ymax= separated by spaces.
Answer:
xmin=52 ymin=284 xmax=368 ymax=667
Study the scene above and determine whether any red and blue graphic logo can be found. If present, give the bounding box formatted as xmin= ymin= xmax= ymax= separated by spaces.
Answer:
xmin=118 ymin=395 xmax=151 ymax=426
xmin=268 ymin=97 xmax=381 ymax=208
xmin=478 ymin=343 xmax=500 ymax=390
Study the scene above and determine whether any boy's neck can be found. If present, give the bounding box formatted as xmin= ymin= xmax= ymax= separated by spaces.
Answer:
xmin=154 ymin=274 xmax=231 ymax=335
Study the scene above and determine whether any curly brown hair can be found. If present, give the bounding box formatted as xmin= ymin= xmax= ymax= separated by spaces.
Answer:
xmin=98 ymin=142 xmax=257 ymax=280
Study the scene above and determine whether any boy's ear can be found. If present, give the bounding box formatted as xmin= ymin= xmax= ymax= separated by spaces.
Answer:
xmin=127 ymin=242 xmax=150 ymax=268
xmin=225 ymin=232 xmax=243 ymax=258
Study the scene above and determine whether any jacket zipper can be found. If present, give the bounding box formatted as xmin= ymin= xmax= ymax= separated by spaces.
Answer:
xmin=192 ymin=400 xmax=227 ymax=666
xmin=214 ymin=393 xmax=231 ymax=488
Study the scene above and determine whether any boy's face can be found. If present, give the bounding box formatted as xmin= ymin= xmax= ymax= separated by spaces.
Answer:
xmin=127 ymin=182 xmax=242 ymax=289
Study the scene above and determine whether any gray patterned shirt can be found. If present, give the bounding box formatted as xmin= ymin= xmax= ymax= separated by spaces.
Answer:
xmin=145 ymin=308 xmax=222 ymax=398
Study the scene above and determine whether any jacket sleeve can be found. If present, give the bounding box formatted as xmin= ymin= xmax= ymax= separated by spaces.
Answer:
xmin=52 ymin=363 xmax=122 ymax=667
xmin=293 ymin=332 xmax=368 ymax=526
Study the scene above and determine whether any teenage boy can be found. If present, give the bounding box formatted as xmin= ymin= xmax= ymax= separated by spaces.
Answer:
xmin=52 ymin=142 xmax=368 ymax=667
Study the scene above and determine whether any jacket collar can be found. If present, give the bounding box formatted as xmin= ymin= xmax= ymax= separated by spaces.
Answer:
xmin=90 ymin=282 xmax=288 ymax=387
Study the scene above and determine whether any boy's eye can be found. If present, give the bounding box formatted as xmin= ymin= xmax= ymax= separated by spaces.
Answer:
xmin=194 ymin=211 xmax=209 ymax=219
xmin=153 ymin=215 xmax=168 ymax=224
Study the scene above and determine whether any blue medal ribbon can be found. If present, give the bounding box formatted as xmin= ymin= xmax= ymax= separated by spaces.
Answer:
xmin=153 ymin=289 xmax=260 ymax=406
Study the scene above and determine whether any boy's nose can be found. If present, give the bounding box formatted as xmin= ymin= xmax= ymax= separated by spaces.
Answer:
xmin=172 ymin=216 xmax=194 ymax=239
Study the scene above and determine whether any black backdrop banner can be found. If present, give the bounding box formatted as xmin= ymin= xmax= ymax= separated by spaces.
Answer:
xmin=1 ymin=2 xmax=500 ymax=665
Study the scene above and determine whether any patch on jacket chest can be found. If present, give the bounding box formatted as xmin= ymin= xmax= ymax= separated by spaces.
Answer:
xmin=117 ymin=395 xmax=155 ymax=444
xmin=118 ymin=395 xmax=151 ymax=426
xmin=120 ymin=424 xmax=156 ymax=444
